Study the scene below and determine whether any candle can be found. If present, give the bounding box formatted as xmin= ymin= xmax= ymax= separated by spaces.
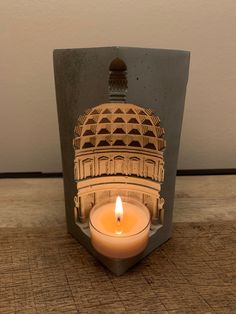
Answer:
xmin=89 ymin=196 xmax=150 ymax=259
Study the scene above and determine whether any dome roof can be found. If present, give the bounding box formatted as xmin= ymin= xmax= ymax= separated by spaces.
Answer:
xmin=74 ymin=103 xmax=165 ymax=152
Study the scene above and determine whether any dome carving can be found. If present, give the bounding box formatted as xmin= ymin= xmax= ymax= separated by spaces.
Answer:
xmin=73 ymin=103 xmax=166 ymax=151
xmin=73 ymin=103 xmax=166 ymax=227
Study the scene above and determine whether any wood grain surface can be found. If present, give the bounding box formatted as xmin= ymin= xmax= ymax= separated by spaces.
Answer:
xmin=0 ymin=222 xmax=235 ymax=313
xmin=0 ymin=176 xmax=235 ymax=313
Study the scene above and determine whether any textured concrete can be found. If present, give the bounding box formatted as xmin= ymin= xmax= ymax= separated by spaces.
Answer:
xmin=53 ymin=47 xmax=190 ymax=275
xmin=0 ymin=175 xmax=235 ymax=228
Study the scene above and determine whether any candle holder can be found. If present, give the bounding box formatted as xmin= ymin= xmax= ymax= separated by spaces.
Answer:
xmin=53 ymin=47 xmax=190 ymax=275
xmin=89 ymin=201 xmax=151 ymax=260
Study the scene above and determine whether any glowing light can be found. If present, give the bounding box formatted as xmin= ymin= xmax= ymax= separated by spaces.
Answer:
xmin=115 ymin=196 xmax=123 ymax=223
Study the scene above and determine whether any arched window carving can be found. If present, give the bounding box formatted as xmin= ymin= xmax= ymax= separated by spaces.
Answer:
xmin=114 ymin=156 xmax=125 ymax=174
xmin=109 ymin=58 xmax=127 ymax=103
xmin=82 ymin=158 xmax=94 ymax=179
xmin=129 ymin=157 xmax=140 ymax=176
xmin=98 ymin=156 xmax=109 ymax=176
xmin=159 ymin=161 xmax=164 ymax=182
xmin=144 ymin=159 xmax=156 ymax=179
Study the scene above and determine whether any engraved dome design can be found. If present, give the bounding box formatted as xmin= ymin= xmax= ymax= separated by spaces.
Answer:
xmin=73 ymin=102 xmax=165 ymax=227
xmin=74 ymin=103 xmax=166 ymax=152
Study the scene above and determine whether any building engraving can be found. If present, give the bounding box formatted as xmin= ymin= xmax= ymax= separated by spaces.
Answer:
xmin=73 ymin=103 xmax=166 ymax=226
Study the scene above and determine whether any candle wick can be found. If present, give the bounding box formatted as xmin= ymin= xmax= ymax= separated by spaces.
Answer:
xmin=116 ymin=216 xmax=122 ymax=235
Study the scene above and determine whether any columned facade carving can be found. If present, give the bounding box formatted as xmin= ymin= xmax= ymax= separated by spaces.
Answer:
xmin=73 ymin=103 xmax=166 ymax=226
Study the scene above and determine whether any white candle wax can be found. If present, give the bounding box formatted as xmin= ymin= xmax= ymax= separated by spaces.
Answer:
xmin=89 ymin=198 xmax=150 ymax=259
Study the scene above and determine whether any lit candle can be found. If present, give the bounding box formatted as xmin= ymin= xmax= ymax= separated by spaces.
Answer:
xmin=114 ymin=196 xmax=123 ymax=235
xmin=89 ymin=196 xmax=150 ymax=259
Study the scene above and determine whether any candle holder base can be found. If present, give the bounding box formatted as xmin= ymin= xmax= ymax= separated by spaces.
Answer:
xmin=72 ymin=222 xmax=170 ymax=276
xmin=54 ymin=46 xmax=190 ymax=275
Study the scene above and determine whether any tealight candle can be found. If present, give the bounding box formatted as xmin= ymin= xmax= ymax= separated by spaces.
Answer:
xmin=89 ymin=196 xmax=150 ymax=259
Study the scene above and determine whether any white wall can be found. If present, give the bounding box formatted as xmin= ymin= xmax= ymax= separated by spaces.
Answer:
xmin=1 ymin=0 xmax=236 ymax=172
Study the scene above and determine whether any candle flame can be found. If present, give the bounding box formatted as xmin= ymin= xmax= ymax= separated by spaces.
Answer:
xmin=115 ymin=196 xmax=123 ymax=222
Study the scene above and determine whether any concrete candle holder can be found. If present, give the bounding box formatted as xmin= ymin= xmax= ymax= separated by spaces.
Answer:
xmin=53 ymin=47 xmax=190 ymax=275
